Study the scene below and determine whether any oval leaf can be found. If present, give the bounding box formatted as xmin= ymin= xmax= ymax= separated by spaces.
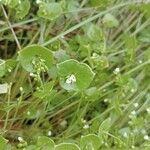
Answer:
xmin=57 ymin=59 xmax=95 ymax=91
xmin=80 ymin=134 xmax=101 ymax=150
xmin=37 ymin=136 xmax=55 ymax=149
xmin=55 ymin=143 xmax=80 ymax=150
xmin=18 ymin=45 xmax=54 ymax=73
xmin=38 ymin=2 xmax=62 ymax=20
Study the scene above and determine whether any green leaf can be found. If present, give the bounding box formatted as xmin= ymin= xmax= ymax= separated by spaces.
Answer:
xmin=57 ymin=59 xmax=95 ymax=91
xmin=102 ymin=13 xmax=119 ymax=28
xmin=99 ymin=117 xmax=111 ymax=133
xmin=1 ymin=0 xmax=18 ymax=8
xmin=138 ymin=27 xmax=150 ymax=43
xmin=0 ymin=136 xmax=8 ymax=150
xmin=38 ymin=2 xmax=63 ymax=20
xmin=18 ymin=45 xmax=54 ymax=73
xmin=55 ymin=143 xmax=80 ymax=150
xmin=37 ymin=136 xmax=55 ymax=150
xmin=80 ymin=134 xmax=101 ymax=150
xmin=54 ymin=50 xmax=70 ymax=62
xmin=86 ymin=23 xmax=103 ymax=41
xmin=34 ymin=82 xmax=55 ymax=101
xmin=25 ymin=145 xmax=37 ymax=150
xmin=5 ymin=59 xmax=17 ymax=73
xmin=15 ymin=0 xmax=30 ymax=19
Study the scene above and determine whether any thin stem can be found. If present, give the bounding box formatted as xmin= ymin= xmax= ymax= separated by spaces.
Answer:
xmin=1 ymin=5 xmax=21 ymax=50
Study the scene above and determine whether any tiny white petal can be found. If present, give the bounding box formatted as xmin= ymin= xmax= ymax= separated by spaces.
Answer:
xmin=66 ymin=74 xmax=76 ymax=84
xmin=48 ymin=131 xmax=52 ymax=136
xmin=131 ymin=110 xmax=136 ymax=115
xmin=133 ymin=103 xmax=139 ymax=108
xmin=131 ymin=89 xmax=135 ymax=93
xmin=139 ymin=60 xmax=142 ymax=64
xmin=18 ymin=137 xmax=23 ymax=142
xmin=131 ymin=145 xmax=135 ymax=149
xmin=123 ymin=132 xmax=128 ymax=138
xmin=27 ymin=111 xmax=30 ymax=115
xmin=113 ymin=68 xmax=120 ymax=74
xmin=144 ymin=135 xmax=149 ymax=140
xmin=146 ymin=108 xmax=150 ymax=114
xmin=83 ymin=124 xmax=89 ymax=129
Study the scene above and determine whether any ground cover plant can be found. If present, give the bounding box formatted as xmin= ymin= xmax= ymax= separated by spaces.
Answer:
xmin=0 ymin=0 xmax=150 ymax=149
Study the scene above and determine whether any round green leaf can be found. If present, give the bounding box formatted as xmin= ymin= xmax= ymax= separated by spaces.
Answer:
xmin=15 ymin=0 xmax=30 ymax=19
xmin=57 ymin=59 xmax=95 ymax=91
xmin=18 ymin=45 xmax=54 ymax=73
xmin=37 ymin=136 xmax=55 ymax=150
xmin=80 ymin=134 xmax=101 ymax=150
xmin=55 ymin=143 xmax=80 ymax=150
xmin=102 ymin=13 xmax=119 ymax=28
xmin=38 ymin=2 xmax=62 ymax=20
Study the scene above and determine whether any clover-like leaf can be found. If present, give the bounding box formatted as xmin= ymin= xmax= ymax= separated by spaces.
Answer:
xmin=55 ymin=143 xmax=80 ymax=150
xmin=37 ymin=136 xmax=55 ymax=150
xmin=18 ymin=45 xmax=54 ymax=73
xmin=80 ymin=134 xmax=101 ymax=150
xmin=15 ymin=0 xmax=30 ymax=19
xmin=102 ymin=13 xmax=119 ymax=28
xmin=38 ymin=2 xmax=62 ymax=20
xmin=57 ymin=59 xmax=95 ymax=91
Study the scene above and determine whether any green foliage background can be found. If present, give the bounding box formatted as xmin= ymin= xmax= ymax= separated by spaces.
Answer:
xmin=0 ymin=0 xmax=150 ymax=149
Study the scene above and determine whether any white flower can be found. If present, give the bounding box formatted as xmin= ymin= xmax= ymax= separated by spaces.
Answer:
xmin=36 ymin=0 xmax=42 ymax=4
xmin=18 ymin=137 xmax=24 ymax=142
xmin=131 ymin=145 xmax=135 ymax=149
xmin=131 ymin=110 xmax=136 ymax=115
xmin=66 ymin=74 xmax=76 ymax=84
xmin=19 ymin=87 xmax=23 ymax=92
xmin=27 ymin=111 xmax=30 ymax=115
xmin=146 ymin=108 xmax=150 ymax=114
xmin=81 ymin=118 xmax=86 ymax=123
xmin=133 ymin=103 xmax=139 ymax=108
xmin=144 ymin=135 xmax=149 ymax=140
xmin=123 ymin=132 xmax=128 ymax=138
xmin=138 ymin=60 xmax=142 ymax=64
xmin=131 ymin=89 xmax=135 ymax=93
xmin=113 ymin=68 xmax=120 ymax=74
xmin=104 ymin=99 xmax=108 ymax=102
xmin=83 ymin=124 xmax=89 ymax=129
xmin=48 ymin=131 xmax=52 ymax=137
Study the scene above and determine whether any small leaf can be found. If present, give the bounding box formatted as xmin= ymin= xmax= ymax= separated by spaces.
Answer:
xmin=38 ymin=2 xmax=62 ymax=20
xmin=0 ymin=136 xmax=8 ymax=150
xmin=86 ymin=23 xmax=103 ymax=41
xmin=34 ymin=82 xmax=55 ymax=101
xmin=18 ymin=45 xmax=54 ymax=73
xmin=15 ymin=0 xmax=30 ymax=19
xmin=25 ymin=145 xmax=37 ymax=150
xmin=54 ymin=50 xmax=70 ymax=62
xmin=80 ymin=134 xmax=101 ymax=150
xmin=55 ymin=143 xmax=80 ymax=150
xmin=37 ymin=136 xmax=55 ymax=150
xmin=102 ymin=13 xmax=119 ymax=28
xmin=99 ymin=117 xmax=111 ymax=133
xmin=57 ymin=59 xmax=95 ymax=91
